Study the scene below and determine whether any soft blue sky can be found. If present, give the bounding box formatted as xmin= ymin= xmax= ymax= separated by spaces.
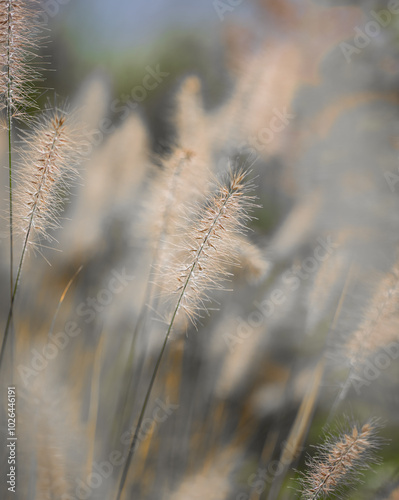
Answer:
xmin=62 ymin=0 xmax=230 ymax=50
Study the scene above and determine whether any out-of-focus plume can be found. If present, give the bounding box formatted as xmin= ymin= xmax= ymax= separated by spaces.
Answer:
xmin=345 ymin=259 xmax=399 ymax=367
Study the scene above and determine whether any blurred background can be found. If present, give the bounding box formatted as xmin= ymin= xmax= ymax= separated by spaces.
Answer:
xmin=46 ymin=0 xmax=366 ymax=150
xmin=2 ymin=0 xmax=399 ymax=499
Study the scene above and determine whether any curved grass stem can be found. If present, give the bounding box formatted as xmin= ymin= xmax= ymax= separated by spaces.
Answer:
xmin=114 ymin=184 xmax=234 ymax=500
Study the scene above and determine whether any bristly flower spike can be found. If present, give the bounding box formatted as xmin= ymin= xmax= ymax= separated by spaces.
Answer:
xmin=14 ymin=107 xmax=82 ymax=250
xmin=116 ymin=167 xmax=258 ymax=500
xmin=159 ymin=168 xmax=257 ymax=324
xmin=0 ymin=0 xmax=43 ymax=120
xmin=300 ymin=420 xmax=382 ymax=499
xmin=0 ymin=107 xmax=84 ymax=369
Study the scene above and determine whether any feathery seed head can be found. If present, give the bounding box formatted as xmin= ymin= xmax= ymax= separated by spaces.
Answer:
xmin=14 ymin=107 xmax=84 ymax=248
xmin=300 ymin=419 xmax=382 ymax=499
xmin=159 ymin=168 xmax=257 ymax=324
xmin=0 ymin=0 xmax=44 ymax=119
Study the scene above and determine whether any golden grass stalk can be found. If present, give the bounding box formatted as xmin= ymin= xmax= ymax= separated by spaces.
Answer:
xmin=300 ymin=421 xmax=380 ymax=499
xmin=115 ymin=168 xmax=256 ymax=500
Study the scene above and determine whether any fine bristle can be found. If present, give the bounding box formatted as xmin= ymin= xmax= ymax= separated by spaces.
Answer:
xmin=158 ymin=168 xmax=256 ymax=324
xmin=300 ymin=420 xmax=381 ymax=499
xmin=0 ymin=0 xmax=44 ymax=119
xmin=14 ymin=108 xmax=83 ymax=249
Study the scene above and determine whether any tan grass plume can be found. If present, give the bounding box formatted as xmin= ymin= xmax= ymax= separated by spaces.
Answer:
xmin=301 ymin=420 xmax=381 ymax=499
xmin=115 ymin=168 xmax=257 ymax=500
xmin=0 ymin=107 xmax=83 ymax=368
xmin=158 ymin=168 xmax=257 ymax=324
xmin=0 ymin=0 xmax=43 ymax=119
xmin=14 ymin=108 xmax=83 ymax=250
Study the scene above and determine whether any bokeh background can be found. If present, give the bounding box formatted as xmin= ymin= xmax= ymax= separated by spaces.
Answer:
xmin=2 ymin=0 xmax=399 ymax=499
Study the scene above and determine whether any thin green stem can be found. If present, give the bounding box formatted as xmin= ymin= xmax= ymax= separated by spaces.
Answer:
xmin=0 ymin=126 xmax=61 ymax=372
xmin=8 ymin=109 xmax=12 ymax=299
xmin=115 ymin=186 xmax=233 ymax=500
xmin=6 ymin=0 xmax=14 ymax=377
xmin=7 ymin=0 xmax=13 ymax=301
xmin=0 ymin=204 xmax=35 ymax=371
